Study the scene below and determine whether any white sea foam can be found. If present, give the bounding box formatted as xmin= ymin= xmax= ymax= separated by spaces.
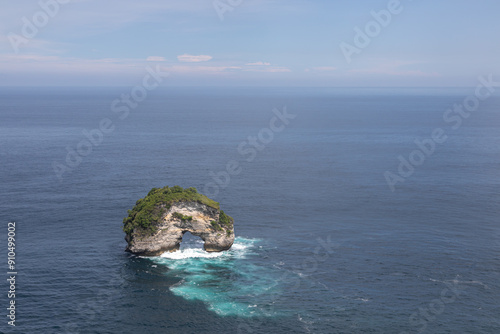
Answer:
xmin=230 ymin=242 xmax=249 ymax=251
xmin=157 ymin=237 xmax=257 ymax=260
xmin=160 ymin=248 xmax=225 ymax=259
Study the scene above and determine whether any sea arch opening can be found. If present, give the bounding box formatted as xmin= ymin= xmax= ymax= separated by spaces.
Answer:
xmin=179 ymin=231 xmax=205 ymax=250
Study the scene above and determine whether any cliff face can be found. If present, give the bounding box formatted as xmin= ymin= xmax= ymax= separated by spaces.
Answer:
xmin=125 ymin=201 xmax=235 ymax=256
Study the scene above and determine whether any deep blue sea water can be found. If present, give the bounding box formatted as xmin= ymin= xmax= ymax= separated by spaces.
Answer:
xmin=0 ymin=87 xmax=499 ymax=333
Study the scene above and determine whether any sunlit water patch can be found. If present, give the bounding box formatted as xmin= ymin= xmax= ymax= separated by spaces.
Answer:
xmin=150 ymin=236 xmax=283 ymax=317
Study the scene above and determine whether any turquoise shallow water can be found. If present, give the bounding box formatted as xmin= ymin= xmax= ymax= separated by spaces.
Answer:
xmin=150 ymin=237 xmax=284 ymax=318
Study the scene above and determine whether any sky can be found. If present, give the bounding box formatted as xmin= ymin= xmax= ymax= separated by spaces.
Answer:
xmin=0 ymin=0 xmax=499 ymax=87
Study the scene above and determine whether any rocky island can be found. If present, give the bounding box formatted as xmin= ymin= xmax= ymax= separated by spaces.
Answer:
xmin=123 ymin=186 xmax=235 ymax=256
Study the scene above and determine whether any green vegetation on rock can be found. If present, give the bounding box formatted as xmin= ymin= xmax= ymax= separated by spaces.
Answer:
xmin=209 ymin=210 xmax=234 ymax=233
xmin=122 ymin=185 xmax=220 ymax=235
xmin=210 ymin=220 xmax=223 ymax=231
xmin=173 ymin=212 xmax=193 ymax=221
xmin=218 ymin=210 xmax=233 ymax=227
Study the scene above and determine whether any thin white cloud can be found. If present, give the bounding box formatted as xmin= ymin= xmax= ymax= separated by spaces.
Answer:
xmin=167 ymin=65 xmax=241 ymax=73
xmin=350 ymin=68 xmax=440 ymax=77
xmin=246 ymin=61 xmax=271 ymax=66
xmin=243 ymin=67 xmax=291 ymax=73
xmin=146 ymin=56 xmax=167 ymax=62
xmin=0 ymin=54 xmax=145 ymax=74
xmin=312 ymin=66 xmax=336 ymax=72
xmin=0 ymin=54 xmax=60 ymax=62
xmin=348 ymin=61 xmax=440 ymax=77
xmin=177 ymin=54 xmax=212 ymax=62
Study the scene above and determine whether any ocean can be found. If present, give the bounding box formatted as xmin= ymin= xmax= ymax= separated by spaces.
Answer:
xmin=0 ymin=87 xmax=499 ymax=333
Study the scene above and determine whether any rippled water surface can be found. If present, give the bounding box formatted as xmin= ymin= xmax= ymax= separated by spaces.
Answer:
xmin=1 ymin=87 xmax=499 ymax=333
